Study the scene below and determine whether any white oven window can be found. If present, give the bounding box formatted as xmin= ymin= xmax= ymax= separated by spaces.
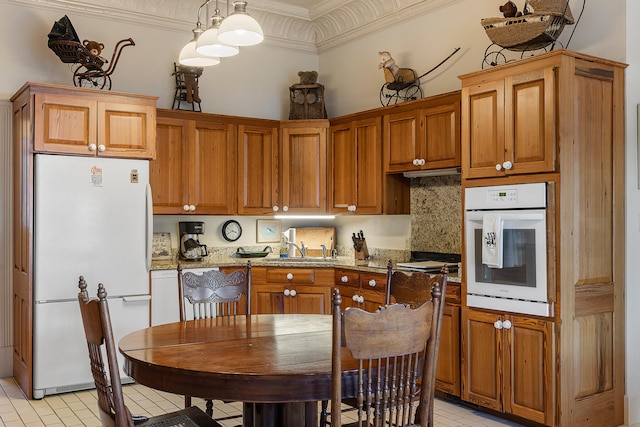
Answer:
xmin=465 ymin=210 xmax=548 ymax=306
xmin=472 ymin=228 xmax=536 ymax=288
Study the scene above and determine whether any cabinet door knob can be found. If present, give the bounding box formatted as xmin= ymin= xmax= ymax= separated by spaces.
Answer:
xmin=183 ymin=205 xmax=190 ymax=212
xmin=368 ymin=279 xmax=376 ymax=287
xmin=286 ymin=273 xmax=294 ymax=280
xmin=412 ymin=159 xmax=419 ymax=166
xmin=419 ymin=159 xmax=426 ymax=166
xmin=283 ymin=206 xmax=289 ymax=212
xmin=341 ymin=276 xmax=348 ymax=283
xmin=494 ymin=320 xmax=503 ymax=329
xmin=359 ymin=295 xmax=365 ymax=303
xmin=290 ymin=289 xmax=297 ymax=297
xmin=97 ymin=144 xmax=106 ymax=152
xmin=273 ymin=206 xmax=279 ymax=212
xmin=502 ymin=320 xmax=512 ymax=329
xmin=502 ymin=161 xmax=513 ymax=170
xmin=352 ymin=295 xmax=358 ymax=301
xmin=88 ymin=144 xmax=97 ymax=152
xmin=495 ymin=163 xmax=502 ymax=171
xmin=189 ymin=205 xmax=196 ymax=212
xmin=284 ymin=289 xmax=290 ymax=296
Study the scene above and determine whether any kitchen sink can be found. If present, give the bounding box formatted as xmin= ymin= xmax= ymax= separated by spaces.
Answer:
xmin=262 ymin=257 xmax=335 ymax=263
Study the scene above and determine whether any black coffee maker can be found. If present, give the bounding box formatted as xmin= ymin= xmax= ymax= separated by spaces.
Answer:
xmin=179 ymin=221 xmax=208 ymax=261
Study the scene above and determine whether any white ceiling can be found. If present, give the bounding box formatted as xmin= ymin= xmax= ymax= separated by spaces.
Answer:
xmin=6 ymin=0 xmax=459 ymax=53
xmin=271 ymin=0 xmax=318 ymax=8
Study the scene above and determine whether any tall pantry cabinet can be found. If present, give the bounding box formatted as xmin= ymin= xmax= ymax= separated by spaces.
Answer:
xmin=459 ymin=51 xmax=626 ymax=427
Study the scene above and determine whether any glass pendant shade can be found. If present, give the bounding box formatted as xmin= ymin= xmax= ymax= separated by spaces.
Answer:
xmin=179 ymin=40 xmax=220 ymax=67
xmin=218 ymin=2 xmax=264 ymax=47
xmin=196 ymin=15 xmax=239 ymax=57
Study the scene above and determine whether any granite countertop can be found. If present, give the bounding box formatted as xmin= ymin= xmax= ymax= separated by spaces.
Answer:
xmin=151 ymin=255 xmax=461 ymax=283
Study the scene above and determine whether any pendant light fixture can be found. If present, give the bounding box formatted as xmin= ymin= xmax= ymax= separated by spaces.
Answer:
xmin=196 ymin=3 xmax=239 ymax=58
xmin=178 ymin=1 xmax=220 ymax=67
xmin=179 ymin=24 xmax=220 ymax=67
xmin=179 ymin=0 xmax=262 ymax=67
xmin=218 ymin=1 xmax=264 ymax=47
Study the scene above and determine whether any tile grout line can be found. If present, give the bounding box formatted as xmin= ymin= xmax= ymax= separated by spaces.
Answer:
xmin=0 ymin=377 xmax=524 ymax=427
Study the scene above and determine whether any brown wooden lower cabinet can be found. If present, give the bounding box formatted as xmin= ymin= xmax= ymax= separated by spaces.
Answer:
xmin=251 ymin=267 xmax=332 ymax=314
xmin=461 ymin=307 xmax=554 ymax=426
xmin=435 ymin=304 xmax=460 ymax=396
xmin=253 ymin=284 xmax=330 ymax=314
xmin=334 ymin=268 xmax=387 ymax=312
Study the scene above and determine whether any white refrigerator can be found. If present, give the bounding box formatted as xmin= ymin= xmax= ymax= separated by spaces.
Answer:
xmin=32 ymin=154 xmax=152 ymax=399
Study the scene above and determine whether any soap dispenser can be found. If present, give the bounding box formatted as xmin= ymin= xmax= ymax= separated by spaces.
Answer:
xmin=279 ymin=233 xmax=289 ymax=258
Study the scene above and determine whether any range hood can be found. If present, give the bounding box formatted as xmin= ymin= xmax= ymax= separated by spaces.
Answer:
xmin=402 ymin=167 xmax=461 ymax=178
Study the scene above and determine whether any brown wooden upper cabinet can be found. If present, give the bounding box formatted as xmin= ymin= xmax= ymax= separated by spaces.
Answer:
xmin=460 ymin=65 xmax=556 ymax=179
xmin=279 ymin=121 xmax=329 ymax=214
xmin=383 ymin=91 xmax=461 ymax=173
xmin=151 ymin=110 xmax=236 ymax=215
xmin=237 ymin=123 xmax=279 ymax=215
xmin=329 ymin=116 xmax=382 ymax=214
xmin=26 ymin=83 xmax=156 ymax=159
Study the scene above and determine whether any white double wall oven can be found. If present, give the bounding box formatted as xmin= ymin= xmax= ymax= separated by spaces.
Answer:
xmin=464 ymin=183 xmax=552 ymax=317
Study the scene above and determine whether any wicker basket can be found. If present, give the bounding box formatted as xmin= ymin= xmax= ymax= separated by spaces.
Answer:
xmin=48 ymin=40 xmax=104 ymax=68
xmin=481 ymin=0 xmax=574 ymax=51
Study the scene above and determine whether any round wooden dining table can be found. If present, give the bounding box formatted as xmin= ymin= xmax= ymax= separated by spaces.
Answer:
xmin=119 ymin=314 xmax=357 ymax=427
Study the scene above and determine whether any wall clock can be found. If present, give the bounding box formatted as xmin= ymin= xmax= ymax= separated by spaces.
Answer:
xmin=221 ymin=220 xmax=242 ymax=242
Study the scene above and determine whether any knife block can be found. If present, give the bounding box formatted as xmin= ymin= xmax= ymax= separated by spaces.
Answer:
xmin=355 ymin=239 xmax=370 ymax=260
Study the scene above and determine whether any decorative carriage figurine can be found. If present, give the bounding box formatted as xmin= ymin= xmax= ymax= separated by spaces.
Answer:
xmin=47 ymin=15 xmax=135 ymax=90
xmin=377 ymin=48 xmax=460 ymax=106
xmin=480 ymin=0 xmax=579 ymax=68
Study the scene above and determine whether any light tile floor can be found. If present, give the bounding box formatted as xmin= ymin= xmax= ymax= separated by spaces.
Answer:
xmin=0 ymin=377 xmax=525 ymax=427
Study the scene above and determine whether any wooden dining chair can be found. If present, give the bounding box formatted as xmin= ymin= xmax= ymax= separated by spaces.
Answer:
xmin=386 ymin=261 xmax=449 ymax=425
xmin=386 ymin=260 xmax=449 ymax=307
xmin=77 ymin=277 xmax=219 ymax=427
xmin=177 ymin=261 xmax=252 ymax=423
xmin=321 ymin=260 xmax=449 ymax=426
xmin=330 ymin=276 xmax=445 ymax=427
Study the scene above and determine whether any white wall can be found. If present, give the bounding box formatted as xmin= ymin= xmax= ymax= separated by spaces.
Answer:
xmin=319 ymin=0 xmax=626 ymax=117
xmin=0 ymin=2 xmax=318 ymax=119
xmin=153 ymin=215 xmax=411 ymax=254
xmin=625 ymin=1 xmax=640 ymax=424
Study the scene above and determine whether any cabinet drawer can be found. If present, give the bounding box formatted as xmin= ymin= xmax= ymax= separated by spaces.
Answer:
xmin=360 ymin=273 xmax=387 ymax=293
xmin=334 ymin=269 xmax=360 ymax=288
xmin=446 ymin=283 xmax=461 ymax=305
xmin=266 ymin=268 xmax=315 ymax=284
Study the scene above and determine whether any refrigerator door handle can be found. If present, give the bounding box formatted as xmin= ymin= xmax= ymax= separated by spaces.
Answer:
xmin=145 ymin=183 xmax=153 ymax=271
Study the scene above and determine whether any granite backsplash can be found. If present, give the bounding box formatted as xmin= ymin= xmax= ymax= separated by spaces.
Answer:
xmin=410 ymin=175 xmax=462 ymax=254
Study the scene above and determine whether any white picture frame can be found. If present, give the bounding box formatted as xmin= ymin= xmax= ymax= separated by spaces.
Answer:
xmin=256 ymin=219 xmax=282 ymax=243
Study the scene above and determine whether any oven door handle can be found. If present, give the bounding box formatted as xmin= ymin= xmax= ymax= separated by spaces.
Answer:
xmin=466 ymin=212 xmax=546 ymax=221
xmin=494 ymin=213 xmax=545 ymax=221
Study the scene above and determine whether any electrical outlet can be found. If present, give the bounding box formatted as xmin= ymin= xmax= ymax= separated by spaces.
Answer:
xmin=130 ymin=170 xmax=139 ymax=183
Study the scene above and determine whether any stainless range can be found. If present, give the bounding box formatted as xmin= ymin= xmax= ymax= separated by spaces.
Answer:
xmin=396 ymin=251 xmax=460 ymax=273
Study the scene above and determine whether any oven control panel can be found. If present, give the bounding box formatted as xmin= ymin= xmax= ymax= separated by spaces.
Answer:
xmin=465 ymin=182 xmax=546 ymax=210
xmin=487 ymin=188 xmax=518 ymax=204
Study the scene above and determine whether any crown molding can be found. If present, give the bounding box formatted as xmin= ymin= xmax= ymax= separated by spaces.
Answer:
xmin=3 ymin=0 xmax=460 ymax=53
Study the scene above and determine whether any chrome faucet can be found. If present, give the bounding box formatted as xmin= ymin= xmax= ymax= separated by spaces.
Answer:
xmin=320 ymin=244 xmax=327 ymax=259
xmin=287 ymin=241 xmax=307 ymax=258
